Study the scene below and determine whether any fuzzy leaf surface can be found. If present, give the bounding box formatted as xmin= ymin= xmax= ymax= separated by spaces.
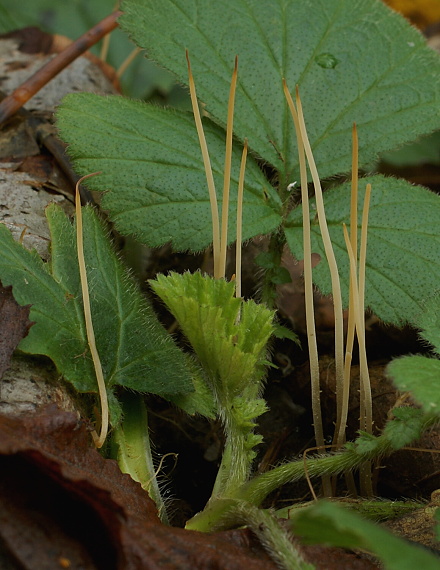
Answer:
xmin=151 ymin=272 xmax=275 ymax=399
xmin=284 ymin=175 xmax=440 ymax=324
xmin=120 ymin=0 xmax=440 ymax=182
xmin=0 ymin=205 xmax=192 ymax=411
xmin=382 ymin=407 xmax=425 ymax=450
xmin=56 ymin=94 xmax=282 ymax=251
xmin=293 ymin=500 xmax=440 ymax=570
xmin=387 ymin=356 xmax=440 ymax=414
xmin=416 ymin=295 xmax=440 ymax=356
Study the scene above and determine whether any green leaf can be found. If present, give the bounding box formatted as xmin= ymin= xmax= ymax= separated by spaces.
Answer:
xmin=120 ymin=0 xmax=440 ymax=181
xmin=293 ymin=500 xmax=440 ymax=570
xmin=387 ymin=356 xmax=440 ymax=414
xmin=164 ymin=355 xmax=217 ymax=418
xmin=272 ymin=324 xmax=300 ymax=344
xmin=112 ymin=392 xmax=169 ymax=522
xmin=0 ymin=205 xmax=193 ymax=416
xmin=284 ymin=175 xmax=440 ymax=324
xmin=383 ymin=407 xmax=425 ymax=450
xmin=417 ymin=295 xmax=440 ymax=356
xmin=354 ymin=431 xmax=380 ymax=454
xmin=380 ymin=130 xmax=440 ymax=168
xmin=57 ymin=94 xmax=282 ymax=251
xmin=151 ymin=272 xmax=275 ymax=399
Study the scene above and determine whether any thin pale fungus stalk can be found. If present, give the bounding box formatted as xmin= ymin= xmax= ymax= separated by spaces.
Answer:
xmin=283 ymin=81 xmax=332 ymax=496
xmin=235 ymin=139 xmax=248 ymax=299
xmin=75 ymin=173 xmax=109 ymax=448
xmin=295 ymin=87 xmax=345 ymax=457
xmin=219 ymin=56 xmax=238 ymax=279
xmin=342 ymin=184 xmax=373 ymax=497
xmin=283 ymin=82 xmax=324 ymax=452
xmin=358 ymin=183 xmax=373 ymax=495
xmin=186 ymin=51 xmax=221 ymax=277
xmin=334 ymin=123 xmax=359 ymax=450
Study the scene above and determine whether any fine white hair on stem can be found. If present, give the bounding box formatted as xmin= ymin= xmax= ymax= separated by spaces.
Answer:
xmin=219 ymin=56 xmax=239 ymax=279
xmin=295 ymin=86 xmax=345 ymax=456
xmin=283 ymin=80 xmax=332 ymax=496
xmin=186 ymin=51 xmax=221 ymax=278
xmin=235 ymin=139 xmax=248 ymax=299
xmin=75 ymin=172 xmax=109 ymax=448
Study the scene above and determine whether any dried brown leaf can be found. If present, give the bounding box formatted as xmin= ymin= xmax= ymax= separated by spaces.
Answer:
xmin=0 ymin=406 xmax=379 ymax=569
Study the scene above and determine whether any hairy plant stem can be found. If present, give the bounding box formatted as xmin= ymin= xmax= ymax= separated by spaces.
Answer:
xmin=186 ymin=413 xmax=439 ymax=532
xmin=188 ymin=499 xmax=313 ymax=570
xmin=211 ymin=405 xmax=253 ymax=499
xmin=113 ymin=392 xmax=169 ymax=524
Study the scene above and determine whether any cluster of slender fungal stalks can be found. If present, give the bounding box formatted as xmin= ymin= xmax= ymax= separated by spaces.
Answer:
xmin=283 ymin=82 xmax=373 ymax=495
xmin=186 ymin=51 xmax=247 ymax=296
xmin=187 ymin=52 xmax=373 ymax=494
xmin=79 ymin=53 xmax=373 ymax=497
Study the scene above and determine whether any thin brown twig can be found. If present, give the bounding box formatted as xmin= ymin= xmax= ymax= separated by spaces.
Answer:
xmin=0 ymin=11 xmax=122 ymax=125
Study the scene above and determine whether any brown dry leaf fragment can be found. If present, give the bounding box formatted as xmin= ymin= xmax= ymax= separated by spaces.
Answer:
xmin=0 ymin=406 xmax=379 ymax=569
xmin=0 ymin=282 xmax=33 ymax=380
xmin=0 ymin=406 xmax=276 ymax=570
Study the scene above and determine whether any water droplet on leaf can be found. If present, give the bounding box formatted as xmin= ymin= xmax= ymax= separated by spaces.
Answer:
xmin=315 ymin=53 xmax=339 ymax=69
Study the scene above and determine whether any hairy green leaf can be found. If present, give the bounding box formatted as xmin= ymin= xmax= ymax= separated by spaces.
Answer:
xmin=0 ymin=205 xmax=193 ymax=415
xmin=151 ymin=272 xmax=275 ymax=398
xmin=383 ymin=407 xmax=425 ymax=450
xmin=120 ymin=0 xmax=440 ymax=182
xmin=293 ymin=500 xmax=440 ymax=570
xmin=285 ymin=175 xmax=440 ymax=324
xmin=388 ymin=356 xmax=440 ymax=414
xmin=417 ymin=295 xmax=440 ymax=356
xmin=56 ymin=94 xmax=282 ymax=251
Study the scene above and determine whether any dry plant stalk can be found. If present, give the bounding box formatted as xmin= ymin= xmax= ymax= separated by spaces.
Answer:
xmin=75 ymin=173 xmax=109 ymax=448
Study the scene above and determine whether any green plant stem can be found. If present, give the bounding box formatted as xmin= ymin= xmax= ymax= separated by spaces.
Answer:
xmin=211 ymin=403 xmax=254 ymax=498
xmin=188 ymin=499 xmax=313 ymax=570
xmin=186 ymin=413 xmax=439 ymax=532
xmin=112 ymin=392 xmax=169 ymax=524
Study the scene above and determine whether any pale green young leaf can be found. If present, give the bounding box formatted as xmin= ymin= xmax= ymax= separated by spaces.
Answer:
xmin=56 ymin=94 xmax=282 ymax=252
xmin=285 ymin=175 xmax=440 ymax=325
xmin=293 ymin=500 xmax=440 ymax=570
xmin=387 ymin=356 xmax=440 ymax=414
xmin=150 ymin=272 xmax=275 ymax=398
xmin=120 ymin=0 xmax=440 ymax=181
xmin=0 ymin=205 xmax=193 ymax=414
